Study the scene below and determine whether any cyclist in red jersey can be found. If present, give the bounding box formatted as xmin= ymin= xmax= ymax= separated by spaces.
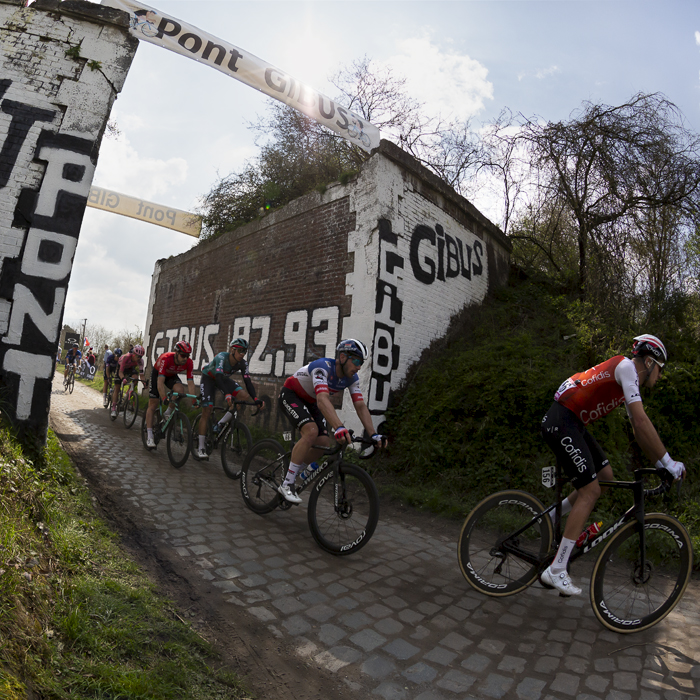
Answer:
xmin=539 ymin=334 xmax=685 ymax=596
xmin=144 ymin=340 xmax=196 ymax=449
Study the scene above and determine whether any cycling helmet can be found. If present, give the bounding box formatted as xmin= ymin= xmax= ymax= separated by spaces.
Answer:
xmin=133 ymin=344 xmax=145 ymax=357
xmin=174 ymin=340 xmax=192 ymax=355
xmin=632 ymin=334 xmax=667 ymax=364
xmin=336 ymin=338 xmax=369 ymax=362
xmin=73 ymin=343 xmax=79 ymax=349
xmin=114 ymin=348 xmax=123 ymax=357
xmin=230 ymin=337 xmax=249 ymax=350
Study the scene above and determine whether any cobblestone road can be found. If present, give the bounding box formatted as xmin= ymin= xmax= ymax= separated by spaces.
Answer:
xmin=50 ymin=378 xmax=700 ymax=700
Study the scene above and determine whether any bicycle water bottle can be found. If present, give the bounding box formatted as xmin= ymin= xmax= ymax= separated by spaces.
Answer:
xmin=300 ymin=462 xmax=320 ymax=481
xmin=576 ymin=521 xmax=602 ymax=547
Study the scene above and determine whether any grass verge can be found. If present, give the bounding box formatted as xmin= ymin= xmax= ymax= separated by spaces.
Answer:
xmin=0 ymin=422 xmax=249 ymax=699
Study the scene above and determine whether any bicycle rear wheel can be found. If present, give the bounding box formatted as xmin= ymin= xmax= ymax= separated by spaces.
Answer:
xmin=123 ymin=392 xmax=139 ymax=429
xmin=68 ymin=374 xmax=75 ymax=394
xmin=240 ymin=439 xmax=286 ymax=514
xmin=221 ymin=420 xmax=252 ymax=479
xmin=307 ymin=461 xmax=379 ymax=555
xmin=166 ymin=412 xmax=191 ymax=468
xmin=590 ymin=513 xmax=693 ymax=633
xmin=458 ymin=490 xmax=553 ymax=596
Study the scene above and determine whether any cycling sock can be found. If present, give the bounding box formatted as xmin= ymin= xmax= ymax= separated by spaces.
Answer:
xmin=147 ymin=428 xmax=153 ymax=440
xmin=550 ymin=537 xmax=576 ymax=575
xmin=284 ymin=462 xmax=302 ymax=486
xmin=164 ymin=407 xmax=173 ymax=419
xmin=199 ymin=435 xmax=206 ymax=450
xmin=219 ymin=411 xmax=233 ymax=425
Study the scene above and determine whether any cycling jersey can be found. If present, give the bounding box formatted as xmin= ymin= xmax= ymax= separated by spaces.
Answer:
xmin=154 ymin=351 xmax=194 ymax=380
xmin=118 ymin=352 xmax=144 ymax=375
xmin=284 ymin=358 xmax=364 ymax=404
xmin=65 ymin=349 xmax=81 ymax=365
xmin=199 ymin=351 xmax=257 ymax=407
xmin=554 ymin=356 xmax=641 ymax=425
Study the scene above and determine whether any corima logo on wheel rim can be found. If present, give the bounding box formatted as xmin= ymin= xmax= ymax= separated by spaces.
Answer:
xmin=467 ymin=563 xmax=508 ymax=589
xmin=340 ymin=531 xmax=366 ymax=551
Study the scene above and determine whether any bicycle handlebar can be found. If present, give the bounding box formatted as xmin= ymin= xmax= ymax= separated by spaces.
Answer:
xmin=233 ymin=399 xmax=262 ymax=417
xmin=643 ymin=467 xmax=676 ymax=498
xmin=312 ymin=433 xmax=382 ymax=458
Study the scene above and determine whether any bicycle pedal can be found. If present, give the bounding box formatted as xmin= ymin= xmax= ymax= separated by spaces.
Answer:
xmin=278 ymin=499 xmax=294 ymax=511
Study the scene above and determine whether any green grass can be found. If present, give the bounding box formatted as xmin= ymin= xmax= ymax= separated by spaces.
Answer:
xmin=0 ymin=423 xmax=249 ymax=699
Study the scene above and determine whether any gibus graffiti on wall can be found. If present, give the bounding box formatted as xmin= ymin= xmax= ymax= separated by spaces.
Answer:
xmin=368 ymin=218 xmax=485 ymax=430
xmin=0 ymin=78 xmax=96 ymax=424
xmin=149 ymin=306 xmax=341 ymax=376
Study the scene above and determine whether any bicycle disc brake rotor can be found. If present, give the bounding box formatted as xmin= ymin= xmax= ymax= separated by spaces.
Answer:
xmin=632 ymin=560 xmax=653 ymax=585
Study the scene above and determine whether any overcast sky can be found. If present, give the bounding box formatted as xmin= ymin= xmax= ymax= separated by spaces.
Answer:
xmin=63 ymin=0 xmax=700 ymax=337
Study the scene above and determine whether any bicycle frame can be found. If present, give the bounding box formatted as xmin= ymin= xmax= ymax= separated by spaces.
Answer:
xmin=499 ymin=465 xmax=664 ymax=572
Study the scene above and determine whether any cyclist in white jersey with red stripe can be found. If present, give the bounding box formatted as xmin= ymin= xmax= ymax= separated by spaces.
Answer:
xmin=540 ymin=334 xmax=685 ymax=596
xmin=277 ymin=339 xmax=387 ymax=503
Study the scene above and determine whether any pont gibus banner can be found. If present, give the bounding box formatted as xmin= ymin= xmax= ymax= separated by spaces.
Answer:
xmin=102 ymin=0 xmax=380 ymax=152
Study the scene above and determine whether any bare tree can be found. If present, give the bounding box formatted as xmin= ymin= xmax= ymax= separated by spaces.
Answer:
xmin=486 ymin=93 xmax=700 ymax=305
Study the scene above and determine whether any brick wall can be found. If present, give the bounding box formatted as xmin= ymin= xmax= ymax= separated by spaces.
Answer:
xmin=144 ymin=141 xmax=511 ymax=436
xmin=0 ymin=0 xmax=137 ymax=441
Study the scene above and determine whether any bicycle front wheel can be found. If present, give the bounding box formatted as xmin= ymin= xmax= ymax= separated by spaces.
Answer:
xmin=166 ymin=412 xmax=191 ymax=468
xmin=221 ymin=420 xmax=252 ymax=479
xmin=307 ymin=462 xmax=379 ymax=556
xmin=240 ymin=439 xmax=286 ymax=514
xmin=123 ymin=393 xmax=139 ymax=429
xmin=458 ymin=490 xmax=553 ymax=596
xmin=590 ymin=513 xmax=693 ymax=633
xmin=68 ymin=374 xmax=75 ymax=394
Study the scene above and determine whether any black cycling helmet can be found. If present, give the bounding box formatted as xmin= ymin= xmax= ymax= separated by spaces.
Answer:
xmin=632 ymin=334 xmax=667 ymax=365
xmin=230 ymin=337 xmax=249 ymax=351
xmin=114 ymin=348 xmax=123 ymax=357
xmin=336 ymin=338 xmax=368 ymax=362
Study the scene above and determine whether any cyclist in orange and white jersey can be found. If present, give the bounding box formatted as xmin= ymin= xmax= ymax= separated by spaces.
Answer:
xmin=539 ymin=334 xmax=684 ymax=596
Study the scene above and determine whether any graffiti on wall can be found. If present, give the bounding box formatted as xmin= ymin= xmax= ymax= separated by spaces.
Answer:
xmin=368 ymin=218 xmax=485 ymax=429
xmin=0 ymin=78 xmax=97 ymax=423
xmin=149 ymin=306 xmax=341 ymax=376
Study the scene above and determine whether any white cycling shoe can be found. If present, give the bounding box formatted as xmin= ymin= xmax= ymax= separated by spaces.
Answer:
xmin=278 ymin=483 xmax=302 ymax=504
xmin=146 ymin=437 xmax=156 ymax=449
xmin=541 ymin=566 xmax=582 ymax=596
xmin=196 ymin=448 xmax=208 ymax=460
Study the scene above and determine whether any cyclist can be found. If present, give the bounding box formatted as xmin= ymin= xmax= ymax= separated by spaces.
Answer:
xmin=102 ymin=347 xmax=122 ymax=407
xmin=145 ymin=340 xmax=196 ymax=449
xmin=63 ymin=343 xmax=81 ymax=380
xmin=277 ymin=338 xmax=387 ymax=503
xmin=540 ymin=334 xmax=684 ymax=596
xmin=195 ymin=338 xmax=264 ymax=460
xmin=110 ymin=345 xmax=147 ymax=418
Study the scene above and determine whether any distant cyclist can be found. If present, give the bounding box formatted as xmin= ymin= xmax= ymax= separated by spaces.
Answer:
xmin=63 ymin=343 xmax=81 ymax=380
xmin=145 ymin=340 xmax=196 ymax=449
xmin=277 ymin=338 xmax=387 ymax=504
xmin=110 ymin=345 xmax=147 ymax=418
xmin=195 ymin=338 xmax=264 ymax=460
xmin=102 ymin=347 xmax=122 ymax=407
xmin=540 ymin=334 xmax=684 ymax=596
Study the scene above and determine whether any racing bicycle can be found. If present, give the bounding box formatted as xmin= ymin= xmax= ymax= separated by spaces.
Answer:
xmin=110 ymin=376 xmax=146 ymax=429
xmin=190 ymin=401 xmax=258 ymax=478
xmin=63 ymin=364 xmax=76 ymax=393
xmin=141 ymin=391 xmax=197 ymax=468
xmin=240 ymin=431 xmax=380 ymax=555
xmin=457 ymin=461 xmax=693 ymax=633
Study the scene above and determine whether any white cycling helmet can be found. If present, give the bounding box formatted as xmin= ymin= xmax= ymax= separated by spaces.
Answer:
xmin=632 ymin=334 xmax=667 ymax=364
